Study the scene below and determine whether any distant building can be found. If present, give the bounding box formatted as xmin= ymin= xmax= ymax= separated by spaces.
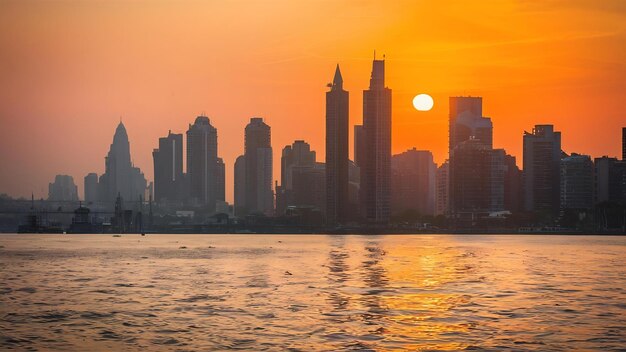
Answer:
xmin=391 ymin=148 xmax=436 ymax=217
xmin=186 ymin=116 xmax=220 ymax=210
xmin=276 ymin=140 xmax=316 ymax=215
xmin=234 ymin=155 xmax=246 ymax=216
xmin=241 ymin=117 xmax=273 ymax=216
xmin=448 ymin=97 xmax=499 ymax=218
xmin=360 ymin=58 xmax=392 ymax=224
xmin=435 ymin=161 xmax=449 ymax=216
xmin=291 ymin=162 xmax=326 ymax=213
xmin=325 ymin=65 xmax=350 ymax=225
xmin=152 ymin=131 xmax=184 ymax=204
xmin=48 ymin=175 xmax=79 ymax=202
xmin=560 ymin=153 xmax=594 ymax=211
xmin=97 ymin=122 xmax=147 ymax=206
xmin=523 ymin=125 xmax=561 ymax=216
xmin=84 ymin=173 xmax=98 ymax=203
xmin=503 ymin=154 xmax=522 ymax=213
xmin=217 ymin=158 xmax=225 ymax=202
xmin=594 ymin=156 xmax=626 ymax=206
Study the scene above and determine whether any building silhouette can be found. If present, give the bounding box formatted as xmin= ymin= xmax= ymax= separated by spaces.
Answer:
xmin=594 ymin=156 xmax=626 ymax=206
xmin=391 ymin=148 xmax=436 ymax=217
xmin=276 ymin=140 xmax=316 ymax=215
xmin=217 ymin=157 xmax=225 ymax=203
xmin=623 ymin=127 xmax=625 ymax=161
xmin=560 ymin=153 xmax=594 ymax=211
xmin=234 ymin=155 xmax=246 ymax=216
xmin=325 ymin=65 xmax=350 ymax=225
xmin=186 ymin=116 xmax=220 ymax=210
xmin=96 ymin=122 xmax=147 ymax=205
xmin=83 ymin=173 xmax=98 ymax=203
xmin=354 ymin=124 xmax=365 ymax=168
xmin=503 ymin=154 xmax=522 ymax=213
xmin=360 ymin=58 xmax=392 ymax=224
xmin=435 ymin=161 xmax=449 ymax=216
xmin=523 ymin=125 xmax=562 ymax=216
xmin=448 ymin=97 xmax=500 ymax=219
xmin=292 ymin=162 xmax=326 ymax=214
xmin=152 ymin=131 xmax=184 ymax=204
xmin=48 ymin=175 xmax=79 ymax=202
xmin=238 ymin=117 xmax=273 ymax=216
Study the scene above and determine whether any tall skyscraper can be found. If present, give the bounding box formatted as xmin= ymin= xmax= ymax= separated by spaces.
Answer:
xmin=152 ymin=131 xmax=184 ymax=204
xmin=84 ymin=173 xmax=98 ymax=203
xmin=391 ymin=148 xmax=436 ymax=216
xmin=48 ymin=175 xmax=79 ymax=202
xmin=360 ymin=58 xmax=392 ymax=224
xmin=186 ymin=116 xmax=220 ymax=210
xmin=448 ymin=97 xmax=497 ymax=218
xmin=325 ymin=64 xmax=350 ymax=225
xmin=217 ymin=158 xmax=225 ymax=202
xmin=242 ymin=117 xmax=273 ymax=216
xmin=560 ymin=153 xmax=594 ymax=210
xmin=523 ymin=125 xmax=562 ymax=215
xmin=97 ymin=122 xmax=147 ymax=205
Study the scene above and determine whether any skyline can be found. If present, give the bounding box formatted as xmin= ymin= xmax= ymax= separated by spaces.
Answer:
xmin=1 ymin=0 xmax=625 ymax=203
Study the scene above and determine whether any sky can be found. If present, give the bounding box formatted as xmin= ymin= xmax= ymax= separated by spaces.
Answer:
xmin=0 ymin=0 xmax=625 ymax=203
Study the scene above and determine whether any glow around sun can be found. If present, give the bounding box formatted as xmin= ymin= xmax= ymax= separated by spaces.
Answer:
xmin=413 ymin=94 xmax=434 ymax=111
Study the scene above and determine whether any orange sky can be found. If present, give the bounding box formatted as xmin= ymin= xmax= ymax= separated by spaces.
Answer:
xmin=1 ymin=0 xmax=624 ymax=202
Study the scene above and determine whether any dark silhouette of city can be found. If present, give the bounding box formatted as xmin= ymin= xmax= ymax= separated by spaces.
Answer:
xmin=1 ymin=57 xmax=625 ymax=234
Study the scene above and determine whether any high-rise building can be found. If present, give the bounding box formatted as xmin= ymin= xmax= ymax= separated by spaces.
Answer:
xmin=152 ymin=131 xmax=184 ymax=204
xmin=523 ymin=125 xmax=561 ymax=215
xmin=291 ymin=162 xmax=326 ymax=213
xmin=391 ymin=148 xmax=436 ymax=216
xmin=325 ymin=65 xmax=350 ymax=225
xmin=448 ymin=97 xmax=497 ymax=218
xmin=503 ymin=154 xmax=522 ymax=213
xmin=217 ymin=158 xmax=225 ymax=202
xmin=276 ymin=140 xmax=316 ymax=215
xmin=186 ymin=116 xmax=219 ymax=210
xmin=435 ymin=161 xmax=449 ymax=216
xmin=48 ymin=175 xmax=79 ymax=202
xmin=234 ymin=155 xmax=246 ymax=216
xmin=360 ymin=58 xmax=392 ymax=224
xmin=594 ymin=156 xmax=626 ymax=206
xmin=97 ymin=122 xmax=147 ymax=205
xmin=560 ymin=153 xmax=594 ymax=210
xmin=241 ymin=117 xmax=273 ymax=216
xmin=84 ymin=173 xmax=98 ymax=203
xmin=449 ymin=97 xmax=492 ymax=151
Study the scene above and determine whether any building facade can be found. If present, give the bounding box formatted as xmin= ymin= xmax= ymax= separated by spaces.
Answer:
xmin=523 ymin=125 xmax=562 ymax=216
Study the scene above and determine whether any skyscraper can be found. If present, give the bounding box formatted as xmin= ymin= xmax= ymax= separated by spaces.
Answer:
xmin=560 ymin=153 xmax=594 ymax=211
xmin=186 ymin=116 xmax=219 ymax=210
xmin=435 ymin=161 xmax=449 ymax=216
xmin=325 ymin=64 xmax=350 ymax=225
xmin=84 ymin=173 xmax=98 ymax=203
xmin=242 ymin=117 xmax=273 ymax=216
xmin=448 ymin=97 xmax=497 ymax=218
xmin=354 ymin=125 xmax=364 ymax=168
xmin=391 ymin=148 xmax=436 ymax=216
xmin=360 ymin=57 xmax=392 ymax=224
xmin=152 ymin=131 xmax=184 ymax=204
xmin=523 ymin=125 xmax=562 ymax=216
xmin=97 ymin=122 xmax=147 ymax=205
xmin=622 ymin=127 xmax=625 ymax=161
xmin=276 ymin=140 xmax=316 ymax=215
xmin=217 ymin=158 xmax=225 ymax=202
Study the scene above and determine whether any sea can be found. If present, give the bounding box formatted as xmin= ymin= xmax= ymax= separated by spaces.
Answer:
xmin=1 ymin=234 xmax=625 ymax=351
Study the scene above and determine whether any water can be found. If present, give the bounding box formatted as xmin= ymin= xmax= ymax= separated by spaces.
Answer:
xmin=1 ymin=234 xmax=625 ymax=351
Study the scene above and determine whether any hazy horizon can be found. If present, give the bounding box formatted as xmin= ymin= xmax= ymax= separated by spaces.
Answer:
xmin=1 ymin=0 xmax=625 ymax=203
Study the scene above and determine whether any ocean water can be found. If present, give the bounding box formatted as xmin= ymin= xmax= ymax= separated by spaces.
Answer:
xmin=1 ymin=234 xmax=625 ymax=351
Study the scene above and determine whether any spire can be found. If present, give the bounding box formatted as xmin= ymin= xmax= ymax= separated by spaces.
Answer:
xmin=332 ymin=64 xmax=343 ymax=90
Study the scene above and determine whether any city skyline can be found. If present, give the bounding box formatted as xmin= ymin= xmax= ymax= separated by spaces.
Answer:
xmin=1 ymin=1 xmax=625 ymax=203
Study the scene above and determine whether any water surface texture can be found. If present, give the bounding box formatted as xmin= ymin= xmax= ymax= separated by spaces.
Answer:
xmin=1 ymin=234 xmax=625 ymax=351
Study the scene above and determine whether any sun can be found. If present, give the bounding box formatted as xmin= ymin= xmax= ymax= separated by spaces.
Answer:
xmin=413 ymin=94 xmax=434 ymax=111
